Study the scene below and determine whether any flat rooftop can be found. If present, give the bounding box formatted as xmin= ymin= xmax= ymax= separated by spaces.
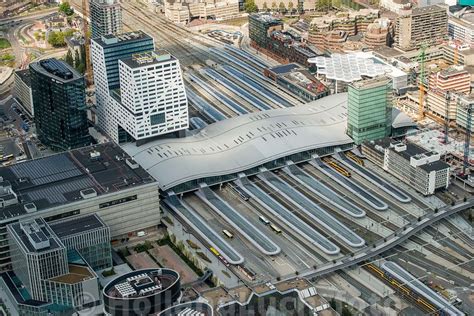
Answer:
xmin=281 ymin=70 xmax=328 ymax=96
xmin=104 ymin=269 xmax=179 ymax=299
xmin=268 ymin=63 xmax=300 ymax=75
xmin=8 ymin=218 xmax=63 ymax=253
xmin=14 ymin=69 xmax=31 ymax=87
xmin=120 ymin=50 xmax=175 ymax=69
xmin=49 ymin=214 xmax=107 ymax=239
xmin=92 ymin=30 xmax=152 ymax=47
xmin=0 ymin=142 xmax=155 ymax=221
xmin=250 ymin=13 xmax=282 ymax=24
xmin=412 ymin=4 xmax=445 ymax=15
xmin=49 ymin=264 xmax=95 ymax=284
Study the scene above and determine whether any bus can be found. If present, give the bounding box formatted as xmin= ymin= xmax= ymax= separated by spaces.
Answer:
xmin=259 ymin=216 xmax=270 ymax=225
xmin=210 ymin=247 xmax=220 ymax=256
xmin=269 ymin=224 xmax=282 ymax=234
xmin=222 ymin=229 xmax=234 ymax=239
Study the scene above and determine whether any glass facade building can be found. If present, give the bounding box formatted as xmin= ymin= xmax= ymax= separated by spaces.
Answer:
xmin=49 ymin=214 xmax=112 ymax=271
xmin=1 ymin=215 xmax=107 ymax=315
xmin=29 ymin=59 xmax=91 ymax=152
xmin=347 ymin=77 xmax=393 ymax=145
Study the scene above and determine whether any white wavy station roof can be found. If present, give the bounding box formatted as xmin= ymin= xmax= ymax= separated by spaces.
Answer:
xmin=308 ymin=53 xmax=390 ymax=82
xmin=122 ymin=94 xmax=353 ymax=191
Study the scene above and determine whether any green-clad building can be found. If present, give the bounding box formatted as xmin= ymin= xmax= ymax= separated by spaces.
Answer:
xmin=347 ymin=76 xmax=393 ymax=145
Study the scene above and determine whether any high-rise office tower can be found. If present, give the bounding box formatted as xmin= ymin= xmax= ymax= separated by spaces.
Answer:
xmin=347 ymin=76 xmax=393 ymax=145
xmin=91 ymin=32 xmax=189 ymax=144
xmin=117 ymin=51 xmax=189 ymax=142
xmin=91 ymin=32 xmax=154 ymax=141
xmin=29 ymin=59 xmax=91 ymax=151
xmin=90 ymin=0 xmax=122 ymax=39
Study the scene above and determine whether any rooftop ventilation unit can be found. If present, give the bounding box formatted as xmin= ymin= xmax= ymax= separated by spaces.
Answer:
xmin=90 ymin=151 xmax=101 ymax=160
xmin=80 ymin=188 xmax=98 ymax=199
xmin=126 ymin=158 xmax=139 ymax=170
xmin=24 ymin=203 xmax=37 ymax=213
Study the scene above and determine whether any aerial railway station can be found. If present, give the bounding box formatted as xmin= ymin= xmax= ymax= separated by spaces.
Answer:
xmin=121 ymin=88 xmax=430 ymax=281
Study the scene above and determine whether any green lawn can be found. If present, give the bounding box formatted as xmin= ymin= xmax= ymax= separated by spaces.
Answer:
xmin=217 ymin=16 xmax=249 ymax=27
xmin=0 ymin=38 xmax=11 ymax=49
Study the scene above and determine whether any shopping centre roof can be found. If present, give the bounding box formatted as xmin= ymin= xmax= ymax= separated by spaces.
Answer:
xmin=122 ymin=94 xmax=353 ymax=191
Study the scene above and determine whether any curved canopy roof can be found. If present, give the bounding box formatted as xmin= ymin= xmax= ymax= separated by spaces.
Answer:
xmin=122 ymin=94 xmax=353 ymax=191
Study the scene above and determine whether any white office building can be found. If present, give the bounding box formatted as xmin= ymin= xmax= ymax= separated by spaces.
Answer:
xmin=91 ymin=32 xmax=188 ymax=144
xmin=115 ymin=51 xmax=189 ymax=142
xmin=362 ymin=138 xmax=450 ymax=195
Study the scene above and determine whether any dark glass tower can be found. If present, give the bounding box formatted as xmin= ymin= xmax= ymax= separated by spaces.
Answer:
xmin=29 ymin=59 xmax=91 ymax=151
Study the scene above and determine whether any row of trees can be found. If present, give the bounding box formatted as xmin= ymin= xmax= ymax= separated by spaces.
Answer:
xmin=65 ymin=44 xmax=86 ymax=74
xmin=243 ymin=0 xmax=345 ymax=13
xmin=244 ymin=0 xmax=299 ymax=13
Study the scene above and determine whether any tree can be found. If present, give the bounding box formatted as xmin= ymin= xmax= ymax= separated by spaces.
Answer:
xmin=65 ymin=50 xmax=74 ymax=67
xmin=262 ymin=2 xmax=268 ymax=10
xmin=59 ymin=1 xmax=74 ymax=16
xmin=74 ymin=50 xmax=80 ymax=67
xmin=278 ymin=1 xmax=286 ymax=12
xmin=271 ymin=1 xmax=277 ymax=11
xmin=48 ymin=31 xmax=67 ymax=47
xmin=315 ymin=0 xmax=331 ymax=11
xmin=341 ymin=306 xmax=353 ymax=316
xmin=243 ymin=0 xmax=258 ymax=13
xmin=64 ymin=28 xmax=75 ymax=38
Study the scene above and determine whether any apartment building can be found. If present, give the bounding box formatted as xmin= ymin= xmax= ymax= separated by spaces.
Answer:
xmin=90 ymin=0 xmax=123 ymax=39
xmin=395 ymin=5 xmax=447 ymax=51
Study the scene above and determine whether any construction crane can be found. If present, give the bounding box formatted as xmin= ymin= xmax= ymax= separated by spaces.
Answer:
xmin=82 ymin=0 xmax=92 ymax=85
xmin=463 ymin=103 xmax=472 ymax=174
xmin=418 ymin=45 xmax=427 ymax=121
xmin=444 ymin=91 xmax=451 ymax=145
